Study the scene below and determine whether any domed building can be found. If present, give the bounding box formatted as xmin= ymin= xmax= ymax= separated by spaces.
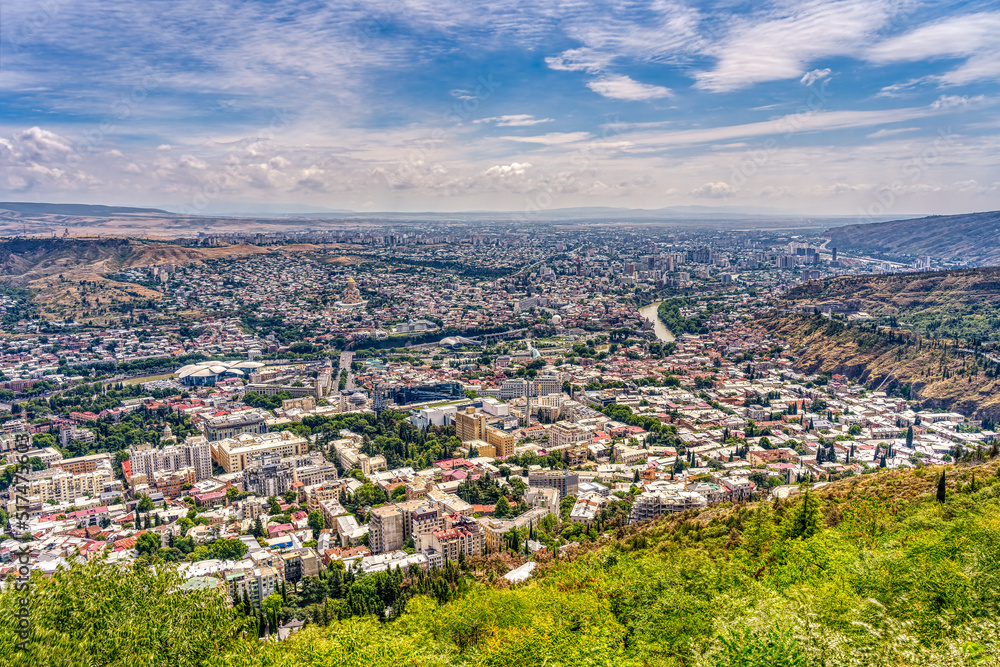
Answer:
xmin=176 ymin=360 xmax=265 ymax=386
xmin=335 ymin=276 xmax=367 ymax=309
xmin=550 ymin=314 xmax=562 ymax=326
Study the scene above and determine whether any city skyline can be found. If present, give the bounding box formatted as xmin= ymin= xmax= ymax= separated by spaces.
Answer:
xmin=0 ymin=0 xmax=998 ymax=215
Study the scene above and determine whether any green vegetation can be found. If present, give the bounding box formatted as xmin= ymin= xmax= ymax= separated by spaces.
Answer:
xmin=7 ymin=457 xmax=1000 ymax=667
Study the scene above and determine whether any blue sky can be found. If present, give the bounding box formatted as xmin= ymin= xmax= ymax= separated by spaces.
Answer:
xmin=0 ymin=0 xmax=997 ymax=216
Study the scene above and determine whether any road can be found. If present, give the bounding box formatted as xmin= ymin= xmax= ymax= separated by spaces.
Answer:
xmin=339 ymin=351 xmax=355 ymax=391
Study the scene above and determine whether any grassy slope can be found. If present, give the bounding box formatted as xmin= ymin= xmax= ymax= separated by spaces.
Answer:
xmin=766 ymin=313 xmax=1000 ymax=419
xmin=4 ymin=458 xmax=1000 ymax=667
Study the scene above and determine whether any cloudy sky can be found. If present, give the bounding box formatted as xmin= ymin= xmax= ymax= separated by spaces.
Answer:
xmin=0 ymin=0 xmax=998 ymax=216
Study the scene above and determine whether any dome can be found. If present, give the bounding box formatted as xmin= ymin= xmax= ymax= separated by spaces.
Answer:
xmin=550 ymin=314 xmax=562 ymax=325
xmin=349 ymin=393 xmax=367 ymax=404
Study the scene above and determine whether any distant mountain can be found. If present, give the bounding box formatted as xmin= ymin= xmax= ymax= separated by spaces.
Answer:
xmin=0 ymin=202 xmax=170 ymax=216
xmin=825 ymin=210 xmax=1000 ymax=265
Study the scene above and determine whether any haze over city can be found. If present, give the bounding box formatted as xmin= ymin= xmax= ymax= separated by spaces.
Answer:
xmin=1 ymin=0 xmax=998 ymax=215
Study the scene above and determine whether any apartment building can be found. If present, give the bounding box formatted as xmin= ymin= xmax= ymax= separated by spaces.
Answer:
xmin=210 ymin=431 xmax=309 ymax=473
xmin=528 ymin=470 xmax=579 ymax=500
xmin=549 ymin=421 xmax=591 ymax=448
xmin=428 ymin=515 xmax=485 ymax=561
xmin=51 ymin=452 xmax=112 ymax=476
xmin=454 ymin=407 xmax=488 ymax=443
xmin=485 ymin=426 xmax=516 ymax=458
xmin=410 ymin=504 xmax=445 ymax=551
xmin=204 ymin=410 xmax=269 ymax=442
xmin=24 ymin=468 xmax=119 ymax=504
xmin=128 ymin=436 xmax=212 ymax=482
xmin=368 ymin=505 xmax=404 ymax=555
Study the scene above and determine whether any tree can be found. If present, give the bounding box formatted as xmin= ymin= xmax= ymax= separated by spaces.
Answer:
xmin=135 ymin=531 xmax=160 ymax=556
xmin=905 ymin=425 xmax=914 ymax=448
xmin=136 ymin=493 xmax=154 ymax=514
xmin=783 ymin=490 xmax=821 ymax=540
xmin=262 ymin=593 xmax=283 ymax=635
xmin=494 ymin=496 xmax=511 ymax=519
xmin=937 ymin=470 xmax=947 ymax=503
xmin=308 ymin=510 xmax=325 ymax=538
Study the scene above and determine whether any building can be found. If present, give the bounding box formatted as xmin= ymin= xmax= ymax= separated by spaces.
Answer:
xmin=50 ymin=452 xmax=111 ymax=475
xmin=535 ymin=374 xmax=562 ymax=397
xmin=549 ymin=421 xmax=590 ymax=448
xmin=335 ymin=277 xmax=367 ymax=309
xmin=454 ymin=408 xmax=488 ymax=443
xmin=410 ymin=504 xmax=445 ymax=551
xmin=629 ymin=483 xmax=708 ymax=523
xmin=486 ymin=426 xmax=516 ymax=458
xmin=528 ymin=470 xmax=579 ymax=500
xmin=204 ymin=410 xmax=269 ymax=442
xmin=500 ymin=378 xmax=531 ymax=400
xmin=58 ymin=425 xmax=95 ymax=448
xmin=210 ymin=431 xmax=309 ymax=474
xmin=177 ymin=360 xmax=265 ymax=387
xmin=242 ymin=453 xmax=297 ymax=498
xmin=368 ymin=505 xmax=404 ymax=555
xmin=127 ymin=436 xmax=212 ymax=482
xmin=428 ymin=515 xmax=485 ymax=561
xmin=568 ymin=492 xmax=609 ymax=526
xmin=22 ymin=467 xmax=119 ymax=504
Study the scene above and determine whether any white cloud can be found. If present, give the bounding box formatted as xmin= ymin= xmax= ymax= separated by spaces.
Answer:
xmin=866 ymin=11 xmax=1000 ymax=86
xmin=476 ymin=115 xmax=553 ymax=127
xmin=691 ymin=181 xmax=735 ymax=198
xmin=623 ymin=103 xmax=955 ymax=150
xmin=484 ymin=162 xmax=531 ymax=177
xmin=499 ymin=132 xmax=591 ymax=145
xmin=800 ymin=68 xmax=831 ymax=86
xmin=866 ymin=127 xmax=919 ymax=138
xmin=695 ymin=0 xmax=901 ymax=92
xmin=930 ymin=95 xmax=985 ymax=110
xmin=587 ymin=75 xmax=672 ymax=101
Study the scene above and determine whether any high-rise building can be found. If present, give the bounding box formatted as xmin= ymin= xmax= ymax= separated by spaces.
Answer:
xmin=368 ymin=505 xmax=404 ymax=555
xmin=128 ymin=436 xmax=213 ymax=482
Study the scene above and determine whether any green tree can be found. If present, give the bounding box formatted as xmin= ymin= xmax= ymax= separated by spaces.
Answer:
xmin=937 ymin=470 xmax=947 ymax=503
xmin=136 ymin=493 xmax=154 ymax=513
xmin=135 ymin=531 xmax=161 ymax=556
xmin=782 ymin=490 xmax=821 ymax=540
xmin=494 ymin=496 xmax=511 ymax=519
xmin=308 ymin=510 xmax=325 ymax=538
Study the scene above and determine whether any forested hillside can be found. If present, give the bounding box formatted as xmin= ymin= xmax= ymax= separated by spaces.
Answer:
xmin=3 ymin=456 xmax=1000 ymax=667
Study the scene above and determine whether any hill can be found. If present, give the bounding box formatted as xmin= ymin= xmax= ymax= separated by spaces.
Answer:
xmin=3 ymin=457 xmax=1000 ymax=667
xmin=0 ymin=202 xmax=170 ymax=216
xmin=764 ymin=312 xmax=1000 ymax=419
xmin=784 ymin=268 xmax=1000 ymax=345
xmin=0 ymin=238 xmax=273 ymax=325
xmin=825 ymin=210 xmax=1000 ymax=265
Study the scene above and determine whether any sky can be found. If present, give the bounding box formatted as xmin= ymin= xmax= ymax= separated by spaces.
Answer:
xmin=0 ymin=0 xmax=998 ymax=217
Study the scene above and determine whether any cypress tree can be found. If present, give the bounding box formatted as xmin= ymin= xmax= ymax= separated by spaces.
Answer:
xmin=937 ymin=470 xmax=947 ymax=503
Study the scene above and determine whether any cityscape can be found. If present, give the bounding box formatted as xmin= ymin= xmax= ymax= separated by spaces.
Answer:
xmin=1 ymin=1 xmax=999 ymax=666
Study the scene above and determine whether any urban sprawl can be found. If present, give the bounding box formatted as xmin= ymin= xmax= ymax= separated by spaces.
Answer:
xmin=1 ymin=224 xmax=990 ymax=637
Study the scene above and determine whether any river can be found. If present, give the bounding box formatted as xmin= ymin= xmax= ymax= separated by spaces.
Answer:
xmin=638 ymin=301 xmax=675 ymax=343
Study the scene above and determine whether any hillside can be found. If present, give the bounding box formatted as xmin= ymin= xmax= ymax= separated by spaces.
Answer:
xmin=765 ymin=313 xmax=1000 ymax=419
xmin=0 ymin=202 xmax=170 ymax=216
xmin=784 ymin=268 xmax=1000 ymax=344
xmin=825 ymin=210 xmax=1000 ymax=265
xmin=0 ymin=238 xmax=273 ymax=325
xmin=3 ymin=457 xmax=1000 ymax=667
